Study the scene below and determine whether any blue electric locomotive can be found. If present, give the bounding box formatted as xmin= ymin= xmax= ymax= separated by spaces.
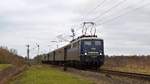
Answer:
xmin=42 ymin=35 xmax=104 ymax=69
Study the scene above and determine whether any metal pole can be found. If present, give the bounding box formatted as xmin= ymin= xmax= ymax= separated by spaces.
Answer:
xmin=26 ymin=45 xmax=30 ymax=65
xmin=57 ymin=44 xmax=58 ymax=48
xmin=48 ymin=45 xmax=51 ymax=52
xmin=37 ymin=45 xmax=39 ymax=56
xmin=36 ymin=43 xmax=40 ymax=56
xmin=64 ymin=47 xmax=67 ymax=71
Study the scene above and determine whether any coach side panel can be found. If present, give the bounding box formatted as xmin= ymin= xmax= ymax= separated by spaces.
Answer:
xmin=55 ymin=48 xmax=65 ymax=61
xmin=67 ymin=42 xmax=80 ymax=61
xmin=48 ymin=52 xmax=54 ymax=61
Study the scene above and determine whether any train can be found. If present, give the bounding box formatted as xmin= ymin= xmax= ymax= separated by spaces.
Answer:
xmin=42 ymin=35 xmax=104 ymax=69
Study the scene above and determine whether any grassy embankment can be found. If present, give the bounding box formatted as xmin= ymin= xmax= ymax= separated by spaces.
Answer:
xmin=0 ymin=47 xmax=26 ymax=83
xmin=0 ymin=64 xmax=12 ymax=71
xmin=102 ymin=56 xmax=150 ymax=75
xmin=9 ymin=65 xmax=94 ymax=84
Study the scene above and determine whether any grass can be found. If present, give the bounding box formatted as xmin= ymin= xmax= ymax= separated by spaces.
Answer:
xmin=0 ymin=64 xmax=12 ymax=71
xmin=9 ymin=65 xmax=94 ymax=84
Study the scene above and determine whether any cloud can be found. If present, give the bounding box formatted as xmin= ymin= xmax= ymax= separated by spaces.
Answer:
xmin=0 ymin=0 xmax=150 ymax=58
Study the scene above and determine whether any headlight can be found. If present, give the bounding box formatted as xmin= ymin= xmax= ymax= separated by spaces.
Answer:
xmin=84 ymin=53 xmax=87 ymax=55
xmin=99 ymin=52 xmax=102 ymax=55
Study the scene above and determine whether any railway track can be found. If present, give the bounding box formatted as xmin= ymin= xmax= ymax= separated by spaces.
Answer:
xmin=98 ymin=69 xmax=150 ymax=81
xmin=49 ymin=64 xmax=150 ymax=81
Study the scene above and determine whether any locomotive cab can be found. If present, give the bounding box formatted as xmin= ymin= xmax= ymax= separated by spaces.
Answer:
xmin=79 ymin=37 xmax=104 ymax=67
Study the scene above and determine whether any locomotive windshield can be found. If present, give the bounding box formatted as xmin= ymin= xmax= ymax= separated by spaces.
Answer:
xmin=81 ymin=39 xmax=103 ymax=56
xmin=83 ymin=40 xmax=102 ymax=46
xmin=84 ymin=41 xmax=92 ymax=46
xmin=94 ymin=41 xmax=102 ymax=46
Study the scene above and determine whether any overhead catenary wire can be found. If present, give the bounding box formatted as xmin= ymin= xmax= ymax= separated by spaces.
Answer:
xmin=83 ymin=0 xmax=107 ymax=20
xmin=52 ymin=0 xmax=149 ymax=43
xmin=92 ymin=0 xmax=127 ymax=21
xmin=55 ymin=0 xmax=123 ymax=39
xmin=59 ymin=22 xmax=95 ymax=41
xmin=77 ymin=0 xmax=148 ymax=34
xmin=94 ymin=0 xmax=143 ymax=23
xmin=55 ymin=23 xmax=84 ymax=41
xmin=54 ymin=0 xmax=110 ymax=40
xmin=84 ymin=0 xmax=149 ymax=29
xmin=95 ymin=2 xmax=150 ymax=26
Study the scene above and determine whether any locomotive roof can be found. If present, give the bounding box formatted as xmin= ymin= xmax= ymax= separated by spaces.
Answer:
xmin=70 ymin=35 xmax=103 ymax=43
xmin=48 ymin=35 xmax=103 ymax=53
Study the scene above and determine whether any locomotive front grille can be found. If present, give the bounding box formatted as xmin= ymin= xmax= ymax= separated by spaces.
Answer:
xmin=88 ymin=52 xmax=99 ymax=56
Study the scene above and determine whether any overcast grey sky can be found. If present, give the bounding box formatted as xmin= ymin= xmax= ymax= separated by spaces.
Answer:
xmin=0 ymin=0 xmax=150 ymax=58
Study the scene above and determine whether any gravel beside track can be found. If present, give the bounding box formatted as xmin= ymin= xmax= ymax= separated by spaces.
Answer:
xmin=0 ymin=66 xmax=26 ymax=84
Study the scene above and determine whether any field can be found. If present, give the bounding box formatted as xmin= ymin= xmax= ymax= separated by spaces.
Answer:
xmin=9 ymin=65 xmax=94 ymax=84
xmin=0 ymin=64 xmax=12 ymax=71
xmin=102 ymin=56 xmax=150 ymax=75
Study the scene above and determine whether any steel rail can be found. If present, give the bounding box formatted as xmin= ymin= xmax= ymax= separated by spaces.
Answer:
xmin=44 ymin=63 xmax=150 ymax=80
xmin=98 ymin=69 xmax=150 ymax=80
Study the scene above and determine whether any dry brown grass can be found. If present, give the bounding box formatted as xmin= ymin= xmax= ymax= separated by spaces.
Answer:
xmin=102 ymin=55 xmax=150 ymax=74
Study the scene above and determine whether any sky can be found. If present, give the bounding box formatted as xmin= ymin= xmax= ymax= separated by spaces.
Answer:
xmin=0 ymin=0 xmax=150 ymax=58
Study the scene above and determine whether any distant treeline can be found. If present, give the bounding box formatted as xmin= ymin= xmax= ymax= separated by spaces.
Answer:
xmin=34 ymin=54 xmax=46 ymax=64
xmin=0 ymin=46 xmax=25 ymax=66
